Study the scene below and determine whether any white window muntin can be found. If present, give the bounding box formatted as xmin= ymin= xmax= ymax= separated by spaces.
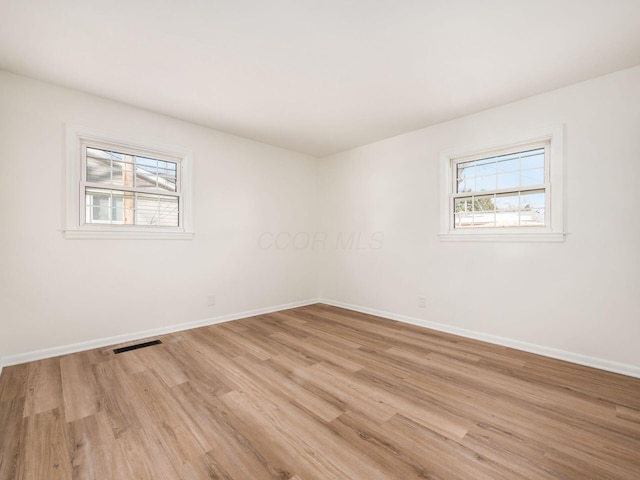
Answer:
xmin=65 ymin=125 xmax=193 ymax=239
xmin=449 ymin=141 xmax=550 ymax=231
xmin=439 ymin=125 xmax=564 ymax=242
xmin=79 ymin=139 xmax=183 ymax=228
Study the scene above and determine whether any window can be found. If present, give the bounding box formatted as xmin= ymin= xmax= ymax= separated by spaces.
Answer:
xmin=65 ymin=125 xmax=193 ymax=239
xmin=440 ymin=126 xmax=564 ymax=242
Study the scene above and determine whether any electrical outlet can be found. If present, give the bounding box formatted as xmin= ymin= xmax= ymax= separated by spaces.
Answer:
xmin=418 ymin=295 xmax=426 ymax=308
xmin=207 ymin=294 xmax=216 ymax=306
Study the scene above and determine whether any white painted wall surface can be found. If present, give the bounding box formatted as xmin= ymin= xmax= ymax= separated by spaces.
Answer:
xmin=2 ymin=66 xmax=639 ymax=374
xmin=318 ymin=66 xmax=640 ymax=368
xmin=0 ymin=71 xmax=318 ymax=360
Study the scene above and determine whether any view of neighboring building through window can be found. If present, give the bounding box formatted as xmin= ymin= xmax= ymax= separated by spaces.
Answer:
xmin=65 ymin=125 xmax=192 ymax=239
xmin=83 ymin=146 xmax=179 ymax=227
xmin=452 ymin=145 xmax=547 ymax=229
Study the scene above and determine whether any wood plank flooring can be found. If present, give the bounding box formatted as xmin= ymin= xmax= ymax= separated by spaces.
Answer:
xmin=1 ymin=304 xmax=639 ymax=479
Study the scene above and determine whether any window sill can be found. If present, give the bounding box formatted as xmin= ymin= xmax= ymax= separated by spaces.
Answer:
xmin=439 ymin=231 xmax=565 ymax=243
xmin=63 ymin=229 xmax=194 ymax=240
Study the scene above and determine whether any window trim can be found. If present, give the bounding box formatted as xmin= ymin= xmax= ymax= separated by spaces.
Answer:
xmin=64 ymin=124 xmax=194 ymax=239
xmin=439 ymin=125 xmax=565 ymax=242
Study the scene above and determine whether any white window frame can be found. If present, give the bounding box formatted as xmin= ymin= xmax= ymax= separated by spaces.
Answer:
xmin=439 ymin=125 xmax=564 ymax=242
xmin=65 ymin=125 xmax=194 ymax=239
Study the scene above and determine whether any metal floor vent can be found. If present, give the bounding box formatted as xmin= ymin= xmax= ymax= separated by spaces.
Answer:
xmin=113 ymin=340 xmax=162 ymax=354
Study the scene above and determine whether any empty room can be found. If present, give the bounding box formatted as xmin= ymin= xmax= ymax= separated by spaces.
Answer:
xmin=1 ymin=1 xmax=639 ymax=479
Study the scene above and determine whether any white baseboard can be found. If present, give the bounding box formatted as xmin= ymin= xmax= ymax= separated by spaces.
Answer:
xmin=0 ymin=299 xmax=320 ymax=369
xmin=4 ymin=297 xmax=638 ymax=381
xmin=319 ymin=298 xmax=640 ymax=379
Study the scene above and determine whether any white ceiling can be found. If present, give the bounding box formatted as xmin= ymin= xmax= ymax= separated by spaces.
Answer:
xmin=1 ymin=0 xmax=639 ymax=157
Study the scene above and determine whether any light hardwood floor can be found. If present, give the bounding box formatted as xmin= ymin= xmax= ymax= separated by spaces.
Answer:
xmin=1 ymin=304 xmax=639 ymax=479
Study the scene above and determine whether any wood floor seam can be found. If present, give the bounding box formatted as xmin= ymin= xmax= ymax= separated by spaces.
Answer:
xmin=0 ymin=304 xmax=639 ymax=479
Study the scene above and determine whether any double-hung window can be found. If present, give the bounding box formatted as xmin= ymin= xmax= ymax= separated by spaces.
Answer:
xmin=65 ymin=126 xmax=193 ymax=239
xmin=440 ymin=127 xmax=564 ymax=242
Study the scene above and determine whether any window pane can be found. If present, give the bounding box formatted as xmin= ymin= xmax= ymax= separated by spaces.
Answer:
xmin=451 ymin=145 xmax=549 ymax=231
xmin=472 ymin=195 xmax=495 ymax=227
xmin=454 ymin=198 xmax=473 ymax=228
xmin=158 ymin=163 xmax=177 ymax=192
xmin=158 ymin=197 xmax=179 ymax=226
xmin=475 ymin=174 xmax=496 ymax=192
xmin=455 ymin=198 xmax=472 ymax=213
xmin=453 ymin=189 xmax=547 ymax=230
xmin=520 ymin=149 xmax=545 ymax=170
xmin=89 ymin=193 xmax=110 ymax=222
xmin=457 ymin=162 xmax=474 ymax=180
xmin=494 ymin=193 xmax=519 ymax=212
xmin=85 ymin=188 xmax=131 ymax=224
xmin=473 ymin=194 xmax=495 ymax=213
xmin=497 ymin=172 xmax=520 ymax=190
xmin=86 ymin=188 xmax=180 ymax=226
xmin=461 ymin=177 xmax=475 ymax=192
xmin=136 ymin=195 xmax=159 ymax=225
xmin=454 ymin=211 xmax=472 ymax=228
xmin=86 ymin=147 xmax=131 ymax=187
xmin=85 ymin=148 xmax=177 ymax=193
xmin=113 ymin=158 xmax=134 ymax=188
xmin=121 ymin=193 xmax=132 ymax=224
xmin=520 ymin=190 xmax=545 ymax=227
xmin=111 ymin=196 xmax=124 ymax=222
xmin=520 ymin=208 xmax=545 ymax=226
xmin=456 ymin=146 xmax=546 ymax=195
xmin=520 ymin=190 xmax=545 ymax=209
xmin=495 ymin=193 xmax=520 ymax=227
xmin=521 ymin=168 xmax=544 ymax=186
xmin=135 ymin=156 xmax=178 ymax=192
xmin=86 ymin=156 xmax=112 ymax=184
xmin=496 ymin=156 xmax=519 ymax=173
xmin=475 ymin=157 xmax=496 ymax=176
xmin=134 ymin=157 xmax=159 ymax=189
xmin=135 ymin=194 xmax=179 ymax=227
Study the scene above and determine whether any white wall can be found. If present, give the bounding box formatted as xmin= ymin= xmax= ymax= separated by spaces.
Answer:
xmin=318 ymin=66 xmax=640 ymax=370
xmin=2 ymin=65 xmax=639 ymax=374
xmin=0 ymin=71 xmax=318 ymax=361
